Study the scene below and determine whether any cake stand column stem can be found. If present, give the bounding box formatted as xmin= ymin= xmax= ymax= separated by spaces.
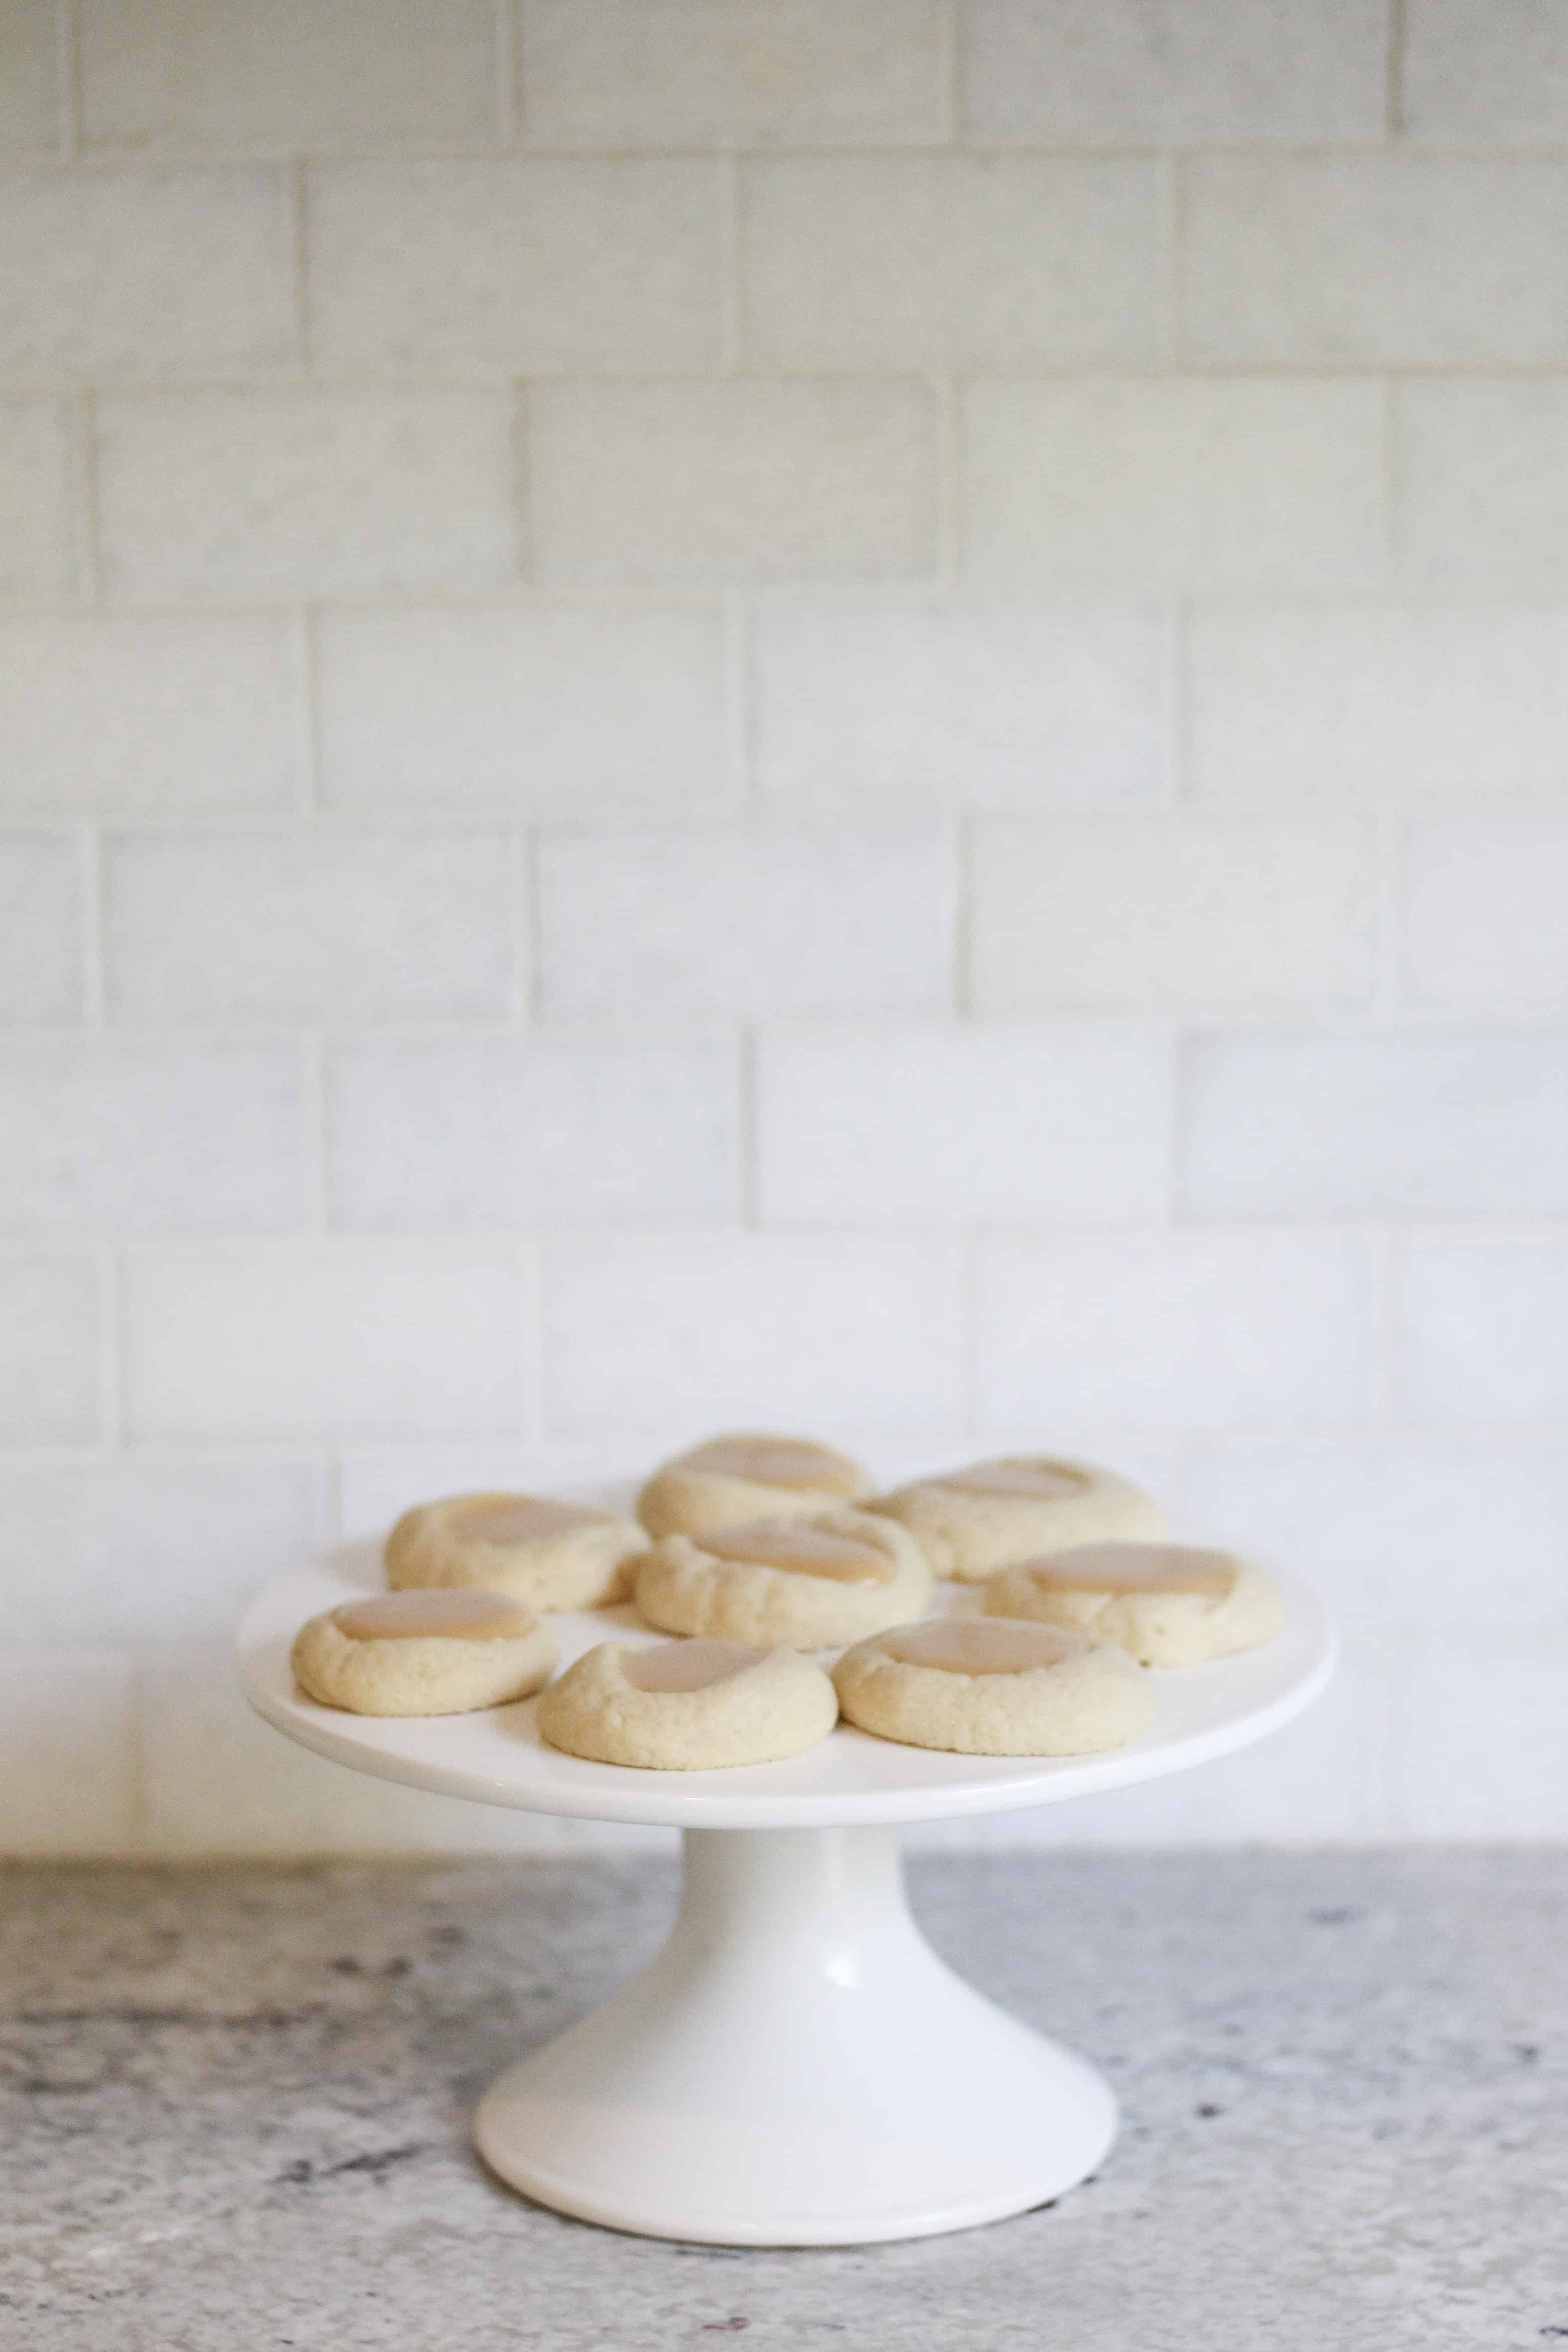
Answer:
xmin=475 ymin=1821 xmax=1117 ymax=2245
xmin=673 ymin=1823 xmax=910 ymax=1996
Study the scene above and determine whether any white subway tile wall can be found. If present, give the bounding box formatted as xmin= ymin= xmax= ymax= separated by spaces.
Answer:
xmin=518 ymin=0 xmax=951 ymax=149
xmin=0 ymin=1 xmax=57 ymax=157
xmin=2 ymin=0 xmax=1564 ymax=1855
xmin=0 ymin=1041 xmax=310 ymax=1230
xmin=105 ymin=830 xmax=520 ymax=1022
xmin=536 ymin=826 xmax=954 ymax=1017
xmin=307 ymin=160 xmax=724 ymax=375
xmin=0 ymin=397 xmax=81 ymax=596
xmin=963 ymin=0 xmax=1389 ymax=142
xmin=0 ymin=837 xmax=81 ymax=1020
xmin=962 ymin=379 xmax=1386 ymax=590
xmin=756 ymin=1026 xmax=1172 ymax=1226
xmin=0 ymin=615 xmax=304 ymax=814
xmin=970 ymin=820 xmax=1376 ymax=1014
xmin=315 ymin=602 xmax=730 ymax=820
xmin=1189 ymin=606 xmax=1568 ymax=806
xmin=121 ymin=1242 xmax=535 ymax=1440
xmin=1176 ymin=156 xmax=1568 ymax=369
xmin=98 ymin=389 xmax=518 ymax=600
xmin=741 ymin=156 xmax=1162 ymax=370
xmin=753 ymin=602 xmax=1165 ymax=813
xmin=325 ymin=1036 xmax=742 ymax=1228
xmin=526 ymin=378 xmax=939 ymax=581
xmin=543 ymin=1233 xmax=966 ymax=1433
xmin=972 ymin=1232 xmax=1375 ymax=1433
xmin=0 ymin=1251 xmax=103 ymax=1442
xmin=0 ymin=166 xmax=297 ymax=380
xmin=0 ymin=1458 xmax=325 ymax=1644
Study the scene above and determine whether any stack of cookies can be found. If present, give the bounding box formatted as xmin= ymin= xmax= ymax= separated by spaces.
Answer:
xmin=290 ymin=1431 xmax=1285 ymax=1772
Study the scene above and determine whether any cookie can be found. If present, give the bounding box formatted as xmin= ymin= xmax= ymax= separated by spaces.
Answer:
xmin=385 ymin=1491 xmax=649 ymax=1612
xmin=291 ymin=1589 xmax=557 ymax=1718
xmin=634 ymin=1509 xmax=933 ymax=1649
xmin=636 ymin=1432 xmax=873 ymax=1541
xmin=537 ymin=1638 xmax=839 ymax=1770
xmin=867 ymin=1455 xmax=1166 ymax=1583
xmin=985 ymin=1541 xmax=1285 ymax=1668
xmin=832 ymin=1616 xmax=1153 ymax=1757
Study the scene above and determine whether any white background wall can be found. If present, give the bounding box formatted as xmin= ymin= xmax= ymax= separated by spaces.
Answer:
xmin=2 ymin=0 xmax=1566 ymax=1856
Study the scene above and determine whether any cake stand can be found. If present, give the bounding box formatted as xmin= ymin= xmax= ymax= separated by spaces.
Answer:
xmin=238 ymin=1543 xmax=1333 ymax=2247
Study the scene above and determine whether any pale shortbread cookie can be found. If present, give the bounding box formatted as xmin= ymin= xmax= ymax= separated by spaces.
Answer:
xmin=537 ymin=1638 xmax=839 ymax=1770
xmin=868 ymin=1455 xmax=1166 ymax=1583
xmin=634 ymin=1509 xmax=933 ymax=1650
xmin=985 ymin=1541 xmax=1285 ymax=1669
xmin=292 ymin=1588 xmax=557 ymax=1718
xmin=385 ymin=1491 xmax=649 ymax=1612
xmin=833 ymin=1617 xmax=1154 ymax=1758
xmin=636 ymin=1432 xmax=873 ymax=1541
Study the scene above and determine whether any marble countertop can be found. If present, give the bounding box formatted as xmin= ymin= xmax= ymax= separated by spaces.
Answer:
xmin=2 ymin=1849 xmax=1564 ymax=2351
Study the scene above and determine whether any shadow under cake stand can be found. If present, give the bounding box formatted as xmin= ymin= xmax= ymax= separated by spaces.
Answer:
xmin=238 ymin=1545 xmax=1333 ymax=2248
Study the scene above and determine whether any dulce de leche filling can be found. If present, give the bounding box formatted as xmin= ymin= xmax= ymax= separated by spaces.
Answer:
xmin=933 ymin=1458 xmax=1090 ymax=1502
xmin=333 ymin=1590 xmax=538 ymax=1643
xmin=452 ymin=1495 xmax=609 ymax=1545
xmin=878 ymin=1618 xmax=1092 ymax=1676
xmin=675 ymin=1434 xmax=861 ymax=1494
xmin=621 ymin=1639 xmax=762 ymax=1693
xmin=702 ymin=1519 xmax=895 ymax=1585
xmin=1022 ymin=1542 xmax=1235 ymax=1601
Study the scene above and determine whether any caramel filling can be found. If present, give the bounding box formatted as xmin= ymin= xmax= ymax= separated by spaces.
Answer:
xmin=675 ymin=1434 xmax=861 ymax=1494
xmin=933 ymin=1458 xmax=1090 ymax=1503
xmin=1021 ymin=1542 xmax=1235 ymax=1602
xmin=453 ymin=1494 xmax=608 ymax=1545
xmin=621 ymin=1639 xmax=762 ymax=1693
xmin=333 ymin=1590 xmax=538 ymax=1643
xmin=702 ymin=1519 xmax=895 ymax=1585
xmin=878 ymin=1618 xmax=1091 ymax=1675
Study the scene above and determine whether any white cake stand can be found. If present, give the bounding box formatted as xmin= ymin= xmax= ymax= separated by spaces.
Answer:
xmin=238 ymin=1543 xmax=1333 ymax=2248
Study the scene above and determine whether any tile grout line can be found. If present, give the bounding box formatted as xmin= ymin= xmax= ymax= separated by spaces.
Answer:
xmin=43 ymin=128 xmax=1568 ymax=169
xmin=1388 ymin=0 xmax=1407 ymax=139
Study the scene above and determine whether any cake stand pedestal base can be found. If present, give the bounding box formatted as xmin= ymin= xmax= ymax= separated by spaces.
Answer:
xmin=475 ymin=1823 xmax=1116 ymax=2246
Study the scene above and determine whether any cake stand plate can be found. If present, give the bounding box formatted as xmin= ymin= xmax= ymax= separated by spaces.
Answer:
xmin=238 ymin=1546 xmax=1333 ymax=2246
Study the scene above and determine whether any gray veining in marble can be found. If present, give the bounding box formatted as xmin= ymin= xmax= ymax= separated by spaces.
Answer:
xmin=1 ymin=1850 xmax=1565 ymax=2351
